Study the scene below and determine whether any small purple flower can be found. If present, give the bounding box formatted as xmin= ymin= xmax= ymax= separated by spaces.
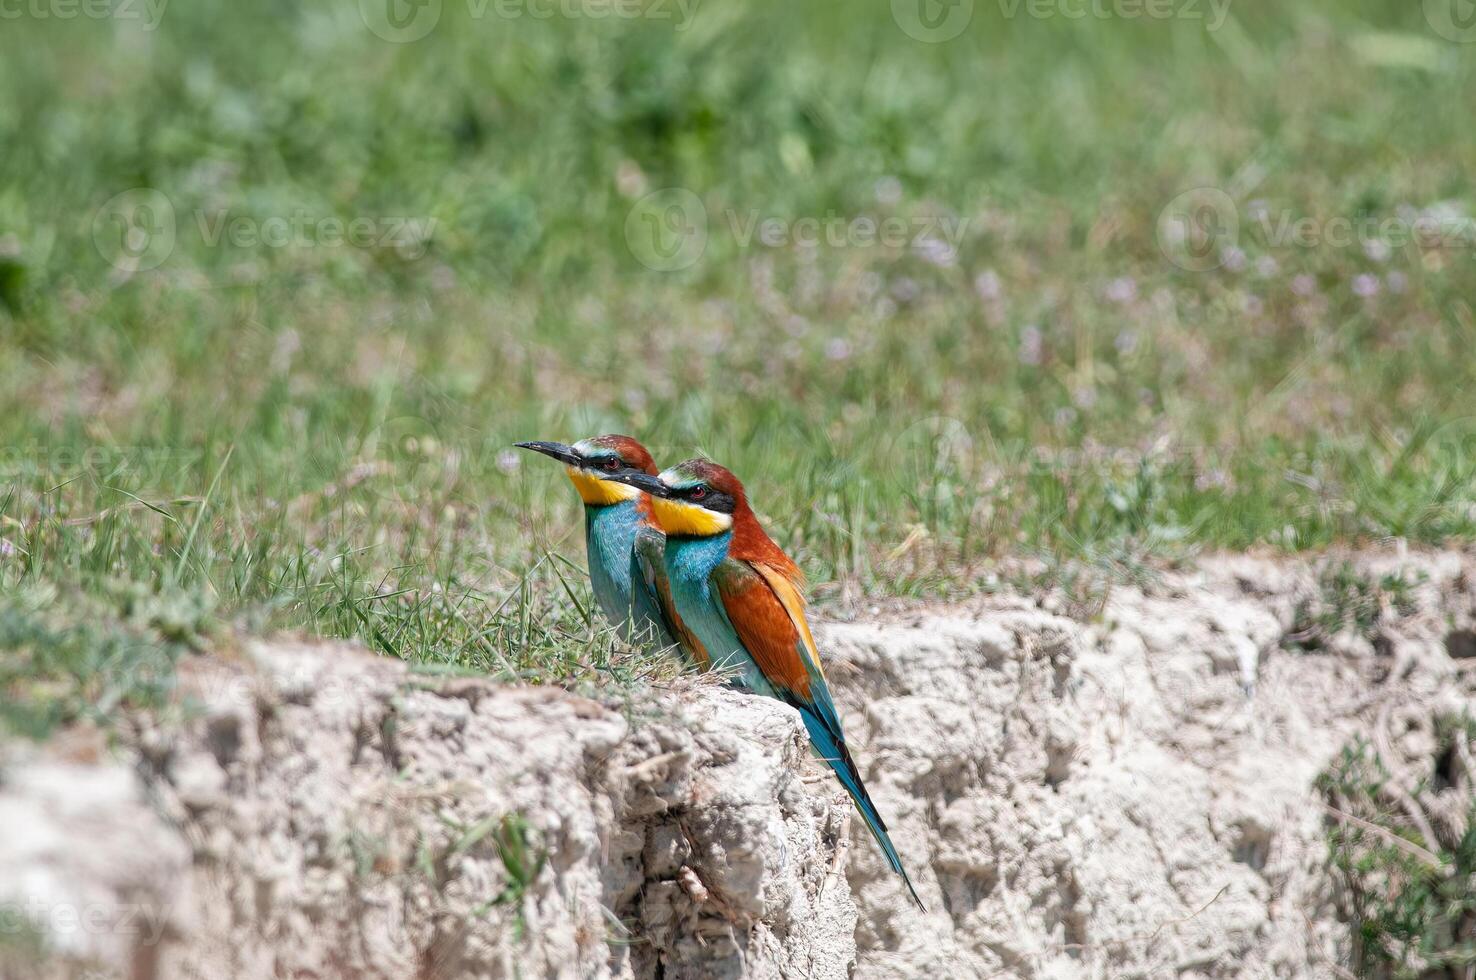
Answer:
xmin=974 ymin=269 xmax=1002 ymax=302
xmin=495 ymin=449 xmax=521 ymax=473
xmin=1291 ymin=274 xmax=1317 ymax=297
xmin=1255 ymin=255 xmax=1279 ymax=278
xmin=874 ymin=176 xmax=902 ymax=206
xmin=1103 ymin=276 xmax=1137 ymax=304
xmin=1363 ymin=239 xmax=1392 ymax=263
xmin=825 ymin=338 xmax=852 ymax=361
xmin=1114 ymin=330 xmax=1138 ymax=355
xmin=615 ymin=159 xmax=647 ymax=199
xmin=1386 ymin=270 xmax=1408 ymax=294
xmin=1221 ymin=246 xmax=1247 ymax=272
xmin=0 ymin=539 xmax=15 ymax=558
xmin=890 ymin=277 xmax=920 ymax=303
xmin=1195 ymin=469 xmax=1231 ymax=492
xmin=914 ymin=236 xmax=957 ymax=268
xmin=1019 ymin=325 xmax=1044 ymax=366
xmin=1352 ymin=273 xmax=1380 ymax=298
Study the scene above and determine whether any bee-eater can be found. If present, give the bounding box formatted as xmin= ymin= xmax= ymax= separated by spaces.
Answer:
xmin=603 ymin=458 xmax=924 ymax=910
xmin=515 ymin=435 xmax=701 ymax=666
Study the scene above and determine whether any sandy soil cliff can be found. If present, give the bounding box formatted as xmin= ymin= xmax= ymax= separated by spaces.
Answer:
xmin=4 ymin=551 xmax=1474 ymax=979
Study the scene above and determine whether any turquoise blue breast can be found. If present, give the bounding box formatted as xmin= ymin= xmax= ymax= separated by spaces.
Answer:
xmin=584 ymin=501 xmax=675 ymax=650
xmin=662 ymin=532 xmax=776 ymax=696
xmin=584 ymin=501 xmax=642 ymax=631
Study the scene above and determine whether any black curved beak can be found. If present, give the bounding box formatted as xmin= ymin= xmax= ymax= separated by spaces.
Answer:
xmin=514 ymin=440 xmax=583 ymax=467
xmin=603 ymin=470 xmax=676 ymax=498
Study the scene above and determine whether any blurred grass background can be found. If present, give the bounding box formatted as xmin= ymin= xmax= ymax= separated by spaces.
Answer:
xmin=3 ymin=0 xmax=1476 ymax=721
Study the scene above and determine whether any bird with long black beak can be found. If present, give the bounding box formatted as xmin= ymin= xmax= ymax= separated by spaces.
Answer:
xmin=515 ymin=436 xmax=704 ymax=668
xmin=602 ymin=457 xmax=925 ymax=911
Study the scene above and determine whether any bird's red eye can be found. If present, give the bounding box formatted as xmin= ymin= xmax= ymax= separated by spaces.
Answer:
xmin=603 ymin=457 xmax=620 ymax=471
xmin=690 ymin=486 xmax=708 ymax=500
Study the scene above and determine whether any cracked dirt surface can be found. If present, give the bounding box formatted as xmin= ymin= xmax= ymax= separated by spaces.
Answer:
xmin=4 ymin=550 xmax=1475 ymax=978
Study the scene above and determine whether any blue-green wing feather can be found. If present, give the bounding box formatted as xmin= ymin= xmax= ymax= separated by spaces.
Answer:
xmin=659 ymin=535 xmax=924 ymax=910
xmin=714 ymin=559 xmax=926 ymax=911
xmin=628 ymin=526 xmax=678 ymax=651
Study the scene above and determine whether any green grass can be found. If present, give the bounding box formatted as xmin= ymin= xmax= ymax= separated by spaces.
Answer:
xmin=1320 ymin=720 xmax=1476 ymax=977
xmin=3 ymin=0 xmax=1476 ymax=726
xmin=1285 ymin=560 xmax=1423 ymax=652
xmin=0 ymin=582 xmax=207 ymax=738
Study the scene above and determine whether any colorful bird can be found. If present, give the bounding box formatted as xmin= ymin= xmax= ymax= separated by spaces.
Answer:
xmin=603 ymin=458 xmax=924 ymax=910
xmin=515 ymin=435 xmax=701 ymax=667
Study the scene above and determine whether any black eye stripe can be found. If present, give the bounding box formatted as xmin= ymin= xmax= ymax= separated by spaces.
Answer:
xmin=677 ymin=484 xmax=736 ymax=514
xmin=581 ymin=454 xmax=623 ymax=471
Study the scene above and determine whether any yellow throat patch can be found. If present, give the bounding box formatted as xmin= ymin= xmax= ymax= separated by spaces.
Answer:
xmin=564 ymin=467 xmax=640 ymax=506
xmin=649 ymin=496 xmax=734 ymax=537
